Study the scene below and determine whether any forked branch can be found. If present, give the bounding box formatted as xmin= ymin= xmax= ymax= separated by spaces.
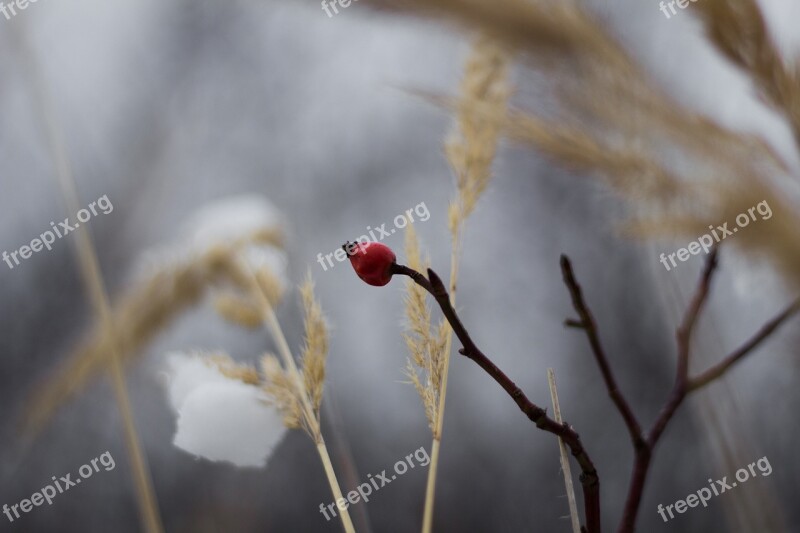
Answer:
xmin=391 ymin=263 xmax=601 ymax=533
xmin=558 ymin=249 xmax=798 ymax=533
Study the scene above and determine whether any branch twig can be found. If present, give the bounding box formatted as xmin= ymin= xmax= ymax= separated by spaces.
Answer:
xmin=674 ymin=248 xmax=719 ymax=383
xmin=393 ymin=248 xmax=798 ymax=533
xmin=609 ymin=249 xmax=798 ymax=533
xmin=689 ymin=298 xmax=800 ymax=391
xmin=557 ymin=249 xmax=797 ymax=533
xmin=560 ymin=256 xmax=645 ymax=450
xmin=391 ymin=263 xmax=602 ymax=533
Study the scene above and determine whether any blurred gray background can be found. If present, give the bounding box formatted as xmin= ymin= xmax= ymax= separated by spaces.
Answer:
xmin=1 ymin=0 xmax=799 ymax=531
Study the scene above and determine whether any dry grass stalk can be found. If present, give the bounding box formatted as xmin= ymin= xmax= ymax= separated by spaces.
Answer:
xmin=376 ymin=0 xmax=800 ymax=531
xmin=13 ymin=19 xmax=166 ymax=530
xmin=213 ymin=292 xmax=265 ymax=329
xmin=159 ymin=257 xmax=351 ymax=532
xmin=409 ymin=33 xmax=510 ymax=533
xmin=237 ymin=265 xmax=354 ymax=533
xmin=695 ymin=0 xmax=800 ymax=148
xmin=25 ymin=240 xmax=271 ymax=434
xmin=299 ymin=278 xmax=328 ymax=418
xmin=446 ymin=34 xmax=511 ymax=226
xmin=547 ymin=368 xmax=581 ymax=533
xmin=402 ymin=224 xmax=448 ymax=432
xmin=261 ymin=354 xmax=304 ymax=430
xmin=207 ymin=354 xmax=261 ymax=385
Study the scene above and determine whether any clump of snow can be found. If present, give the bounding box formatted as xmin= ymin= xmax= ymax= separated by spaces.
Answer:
xmin=165 ymin=353 xmax=287 ymax=468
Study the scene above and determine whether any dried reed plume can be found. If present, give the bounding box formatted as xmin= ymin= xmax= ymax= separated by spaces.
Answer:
xmin=389 ymin=0 xmax=800 ymax=290
xmin=446 ymin=34 xmax=512 ymax=228
xmin=402 ymin=33 xmax=510 ymax=533
xmin=25 ymin=230 xmax=282 ymax=435
xmin=402 ymin=224 xmax=448 ymax=433
xmin=695 ymin=0 xmax=800 ymax=149
xmin=298 ymin=278 xmax=328 ymax=420
xmin=202 ymin=275 xmax=329 ymax=443
xmin=253 ymin=276 xmax=329 ymax=440
xmin=163 ymin=249 xmax=352 ymax=530
xmin=232 ymin=268 xmax=355 ymax=533
xmin=24 ymin=194 xmax=358 ymax=532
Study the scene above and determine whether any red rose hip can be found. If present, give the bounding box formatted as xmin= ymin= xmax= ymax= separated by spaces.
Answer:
xmin=343 ymin=241 xmax=396 ymax=286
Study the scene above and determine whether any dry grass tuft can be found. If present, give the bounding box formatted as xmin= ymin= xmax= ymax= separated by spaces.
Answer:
xmin=213 ymin=292 xmax=264 ymax=329
xmin=695 ymin=0 xmax=800 ymax=148
xmin=446 ymin=34 xmax=511 ymax=230
xmin=396 ymin=0 xmax=800 ymax=289
xmin=299 ymin=277 xmax=328 ymax=419
xmin=402 ymin=224 xmax=449 ymax=432
xmin=261 ymin=354 xmax=304 ymax=430
xmin=410 ymin=33 xmax=512 ymax=533
xmin=25 ymin=234 xmax=285 ymax=435
xmin=207 ymin=353 xmax=260 ymax=385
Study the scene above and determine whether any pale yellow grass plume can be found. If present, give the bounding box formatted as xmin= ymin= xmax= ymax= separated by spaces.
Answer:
xmin=204 ymin=344 xmax=325 ymax=442
xmin=193 ymin=269 xmax=329 ymax=442
xmin=212 ymin=251 xmax=286 ymax=329
xmin=413 ymin=34 xmax=511 ymax=533
xmin=387 ymin=0 xmax=631 ymax=71
xmin=231 ymin=276 xmax=353 ymax=533
xmin=212 ymin=292 xmax=264 ymax=329
xmin=261 ymin=354 xmax=304 ymax=430
xmin=446 ymin=33 xmax=511 ymax=231
xmin=207 ymin=353 xmax=261 ymax=385
xmin=402 ymin=224 xmax=448 ymax=433
xmin=436 ymin=34 xmax=509 ymax=433
xmin=298 ymin=277 xmax=328 ymax=419
xmin=397 ymin=0 xmax=800 ymax=288
xmin=26 ymin=231 xmax=285 ymax=435
xmin=250 ymin=276 xmax=355 ymax=532
xmin=211 ymin=266 xmax=330 ymax=443
xmin=694 ymin=0 xmax=800 ymax=148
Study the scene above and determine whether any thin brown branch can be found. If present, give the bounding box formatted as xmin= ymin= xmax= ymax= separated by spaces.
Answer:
xmin=618 ymin=250 xmax=797 ymax=533
xmin=675 ymin=247 xmax=718 ymax=381
xmin=391 ymin=263 xmax=601 ymax=533
xmin=618 ymin=250 xmax=718 ymax=532
xmin=560 ymin=255 xmax=645 ymax=450
xmin=689 ymin=298 xmax=800 ymax=391
xmin=393 ymin=250 xmax=797 ymax=533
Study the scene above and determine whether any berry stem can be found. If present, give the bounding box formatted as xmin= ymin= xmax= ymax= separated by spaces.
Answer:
xmin=391 ymin=263 xmax=602 ymax=533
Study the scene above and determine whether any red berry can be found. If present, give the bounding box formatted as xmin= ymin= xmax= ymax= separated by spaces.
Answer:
xmin=343 ymin=241 xmax=396 ymax=286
